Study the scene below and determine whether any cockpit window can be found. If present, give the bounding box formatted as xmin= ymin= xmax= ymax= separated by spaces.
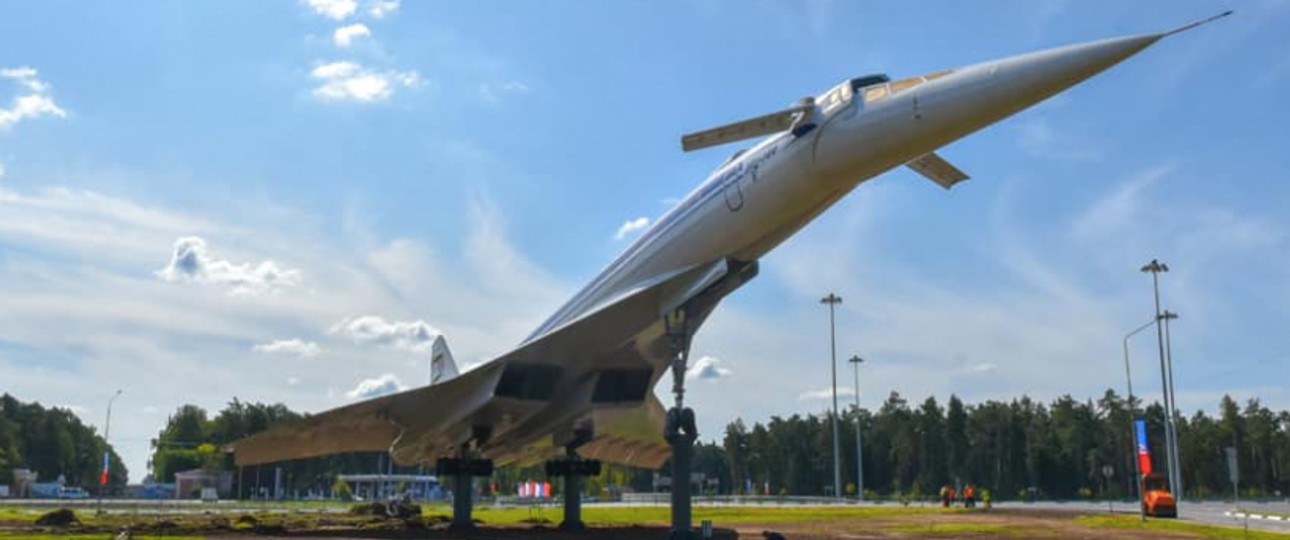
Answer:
xmin=890 ymin=77 xmax=923 ymax=94
xmin=887 ymin=70 xmax=955 ymax=97
xmin=818 ymin=81 xmax=854 ymax=114
xmin=864 ymin=85 xmax=889 ymax=103
xmin=924 ymin=70 xmax=952 ymax=81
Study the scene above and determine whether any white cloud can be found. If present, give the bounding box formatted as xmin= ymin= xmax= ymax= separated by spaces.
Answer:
xmin=156 ymin=237 xmax=302 ymax=294
xmin=1070 ymin=165 xmax=1170 ymax=240
xmin=333 ymin=23 xmax=371 ymax=48
xmin=346 ymin=373 xmax=405 ymax=399
xmin=1014 ymin=116 xmax=1102 ymax=162
xmin=614 ymin=217 xmax=650 ymax=240
xmin=253 ymin=338 xmax=322 ymax=358
xmin=1 ymin=67 xmax=48 ymax=93
xmin=0 ymin=179 xmax=569 ymax=485
xmin=303 ymin=0 xmax=357 ymax=20
xmin=331 ymin=315 xmax=439 ymax=352
xmin=798 ymin=387 xmax=857 ymax=401
xmin=686 ymin=355 xmax=732 ymax=381
xmin=156 ymin=238 xmax=302 ymax=295
xmin=311 ymin=61 xmax=360 ymax=80
xmin=0 ymin=66 xmax=66 ymax=130
xmin=478 ymin=81 xmax=530 ymax=102
xmin=311 ymin=61 xmax=421 ymax=103
xmin=368 ymin=0 xmax=399 ymax=18
xmin=286 ymin=377 xmax=301 ymax=386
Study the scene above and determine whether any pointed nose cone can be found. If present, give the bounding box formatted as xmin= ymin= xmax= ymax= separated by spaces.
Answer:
xmin=1013 ymin=34 xmax=1160 ymax=98
xmin=985 ymin=33 xmax=1163 ymax=116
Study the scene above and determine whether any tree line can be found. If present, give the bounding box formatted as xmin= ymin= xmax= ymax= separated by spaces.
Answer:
xmin=0 ymin=393 xmax=127 ymax=492
xmin=717 ymin=391 xmax=1290 ymax=500
xmin=144 ymin=391 xmax=1290 ymax=501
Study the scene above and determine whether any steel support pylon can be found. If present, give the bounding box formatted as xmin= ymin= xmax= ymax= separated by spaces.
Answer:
xmin=558 ymin=447 xmax=587 ymax=531
xmin=450 ymin=465 xmax=474 ymax=532
xmin=665 ymin=308 xmax=698 ymax=540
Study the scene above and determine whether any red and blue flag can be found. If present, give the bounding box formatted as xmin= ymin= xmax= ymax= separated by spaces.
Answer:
xmin=1135 ymin=419 xmax=1152 ymax=477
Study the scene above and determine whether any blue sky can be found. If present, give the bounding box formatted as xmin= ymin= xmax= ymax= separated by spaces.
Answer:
xmin=2 ymin=1 xmax=1287 ymax=483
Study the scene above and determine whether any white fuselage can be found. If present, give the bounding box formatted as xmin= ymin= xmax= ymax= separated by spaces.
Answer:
xmin=530 ymin=33 xmax=1162 ymax=344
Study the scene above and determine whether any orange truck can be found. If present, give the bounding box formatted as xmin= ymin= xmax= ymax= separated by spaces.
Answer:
xmin=1141 ymin=473 xmax=1177 ymax=518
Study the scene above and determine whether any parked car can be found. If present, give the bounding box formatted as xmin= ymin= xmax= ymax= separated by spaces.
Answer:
xmin=1141 ymin=474 xmax=1177 ymax=518
xmin=56 ymin=487 xmax=90 ymax=500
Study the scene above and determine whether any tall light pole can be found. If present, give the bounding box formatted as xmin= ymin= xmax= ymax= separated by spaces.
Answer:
xmin=848 ymin=355 xmax=864 ymax=501
xmin=1141 ymin=258 xmax=1181 ymax=501
xmin=1161 ymin=310 xmax=1181 ymax=498
xmin=821 ymin=293 xmax=843 ymax=500
xmin=1124 ymin=318 xmax=1156 ymax=522
xmin=97 ymin=389 xmax=122 ymax=515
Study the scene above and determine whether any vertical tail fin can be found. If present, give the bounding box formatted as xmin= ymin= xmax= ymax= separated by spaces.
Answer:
xmin=430 ymin=335 xmax=460 ymax=385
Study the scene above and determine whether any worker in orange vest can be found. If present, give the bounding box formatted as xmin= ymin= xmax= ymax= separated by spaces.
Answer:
xmin=964 ymin=485 xmax=976 ymax=508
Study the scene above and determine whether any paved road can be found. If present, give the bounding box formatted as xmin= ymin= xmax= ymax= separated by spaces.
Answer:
xmin=992 ymin=500 xmax=1290 ymax=535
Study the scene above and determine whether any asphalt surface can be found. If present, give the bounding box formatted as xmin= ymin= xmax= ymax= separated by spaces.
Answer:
xmin=992 ymin=499 xmax=1290 ymax=535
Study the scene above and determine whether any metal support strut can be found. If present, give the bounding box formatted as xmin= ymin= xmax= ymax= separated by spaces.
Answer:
xmin=437 ymin=446 xmax=493 ymax=533
xmin=562 ymin=461 xmax=584 ymax=532
xmin=546 ymin=445 xmax=600 ymax=531
xmin=665 ymin=308 xmax=699 ymax=540
xmin=450 ymin=447 xmax=474 ymax=533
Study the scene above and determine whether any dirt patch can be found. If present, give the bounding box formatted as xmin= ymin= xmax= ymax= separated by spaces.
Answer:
xmin=349 ymin=502 xmax=422 ymax=519
xmin=2 ymin=506 xmax=1261 ymax=539
xmin=33 ymin=508 xmax=79 ymax=527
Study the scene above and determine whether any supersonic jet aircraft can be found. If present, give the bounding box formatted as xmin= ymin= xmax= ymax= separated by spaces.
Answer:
xmin=232 ymin=12 xmax=1227 ymax=528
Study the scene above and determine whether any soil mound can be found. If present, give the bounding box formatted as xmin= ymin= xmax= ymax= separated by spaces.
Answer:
xmin=34 ymin=508 xmax=79 ymax=527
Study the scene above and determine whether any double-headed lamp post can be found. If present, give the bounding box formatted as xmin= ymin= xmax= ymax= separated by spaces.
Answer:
xmin=97 ymin=389 xmax=122 ymax=515
xmin=848 ymin=355 xmax=865 ymax=500
xmin=1141 ymin=258 xmax=1182 ymax=501
xmin=821 ymin=293 xmax=843 ymax=500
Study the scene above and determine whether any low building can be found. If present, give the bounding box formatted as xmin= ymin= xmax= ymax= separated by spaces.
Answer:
xmin=173 ymin=469 xmax=233 ymax=499
xmin=10 ymin=469 xmax=37 ymax=498
xmin=336 ymin=474 xmax=442 ymax=501
xmin=652 ymin=472 xmax=707 ymax=493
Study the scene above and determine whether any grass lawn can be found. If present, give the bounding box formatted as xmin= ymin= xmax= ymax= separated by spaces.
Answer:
xmin=1077 ymin=515 xmax=1290 ymax=540
xmin=3 ymin=503 xmax=1287 ymax=538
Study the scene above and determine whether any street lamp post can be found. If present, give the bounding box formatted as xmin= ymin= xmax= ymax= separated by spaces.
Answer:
xmin=848 ymin=355 xmax=865 ymax=501
xmin=821 ymin=293 xmax=843 ymax=500
xmin=1161 ymin=310 xmax=1181 ymax=497
xmin=1124 ymin=318 xmax=1156 ymax=522
xmin=97 ymin=389 xmax=122 ymax=515
xmin=1141 ymin=259 xmax=1182 ymax=501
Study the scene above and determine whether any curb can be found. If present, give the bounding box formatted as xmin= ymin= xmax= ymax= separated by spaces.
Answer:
xmin=1225 ymin=511 xmax=1290 ymax=521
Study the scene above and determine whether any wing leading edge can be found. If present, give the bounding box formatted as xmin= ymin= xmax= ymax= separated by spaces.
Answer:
xmin=230 ymin=258 xmax=756 ymax=470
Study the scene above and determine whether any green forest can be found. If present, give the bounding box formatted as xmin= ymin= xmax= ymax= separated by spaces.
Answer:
xmin=713 ymin=391 xmax=1290 ymax=500
xmin=0 ymin=394 xmax=127 ymax=492
xmin=6 ymin=390 xmax=1286 ymax=501
xmin=143 ymin=390 xmax=1290 ymax=501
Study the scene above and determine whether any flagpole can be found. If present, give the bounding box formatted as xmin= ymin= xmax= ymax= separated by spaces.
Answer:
xmin=97 ymin=389 xmax=122 ymax=516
